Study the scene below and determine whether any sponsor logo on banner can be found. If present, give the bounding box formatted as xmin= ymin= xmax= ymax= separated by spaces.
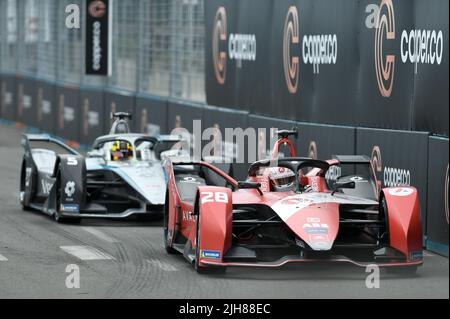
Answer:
xmin=212 ymin=6 xmax=256 ymax=85
xmin=367 ymin=0 xmax=445 ymax=97
xmin=283 ymin=6 xmax=300 ymax=94
xmin=89 ymin=0 xmax=106 ymax=18
xmin=212 ymin=7 xmax=228 ymax=85
xmin=371 ymin=146 xmax=411 ymax=192
xmin=86 ymin=0 xmax=111 ymax=75
xmin=374 ymin=0 xmax=396 ymax=98
xmin=283 ymin=6 xmax=338 ymax=93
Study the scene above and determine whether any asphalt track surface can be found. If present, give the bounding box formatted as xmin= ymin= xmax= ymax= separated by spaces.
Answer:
xmin=0 ymin=125 xmax=448 ymax=299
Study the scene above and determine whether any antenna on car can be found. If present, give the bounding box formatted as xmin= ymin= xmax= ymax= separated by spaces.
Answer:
xmin=274 ymin=126 xmax=299 ymax=140
xmin=110 ymin=111 xmax=132 ymax=134
xmin=111 ymin=111 xmax=132 ymax=121
xmin=271 ymin=126 xmax=299 ymax=158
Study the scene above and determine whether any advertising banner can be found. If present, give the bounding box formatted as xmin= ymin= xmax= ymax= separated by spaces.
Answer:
xmin=356 ymin=128 xmax=429 ymax=236
xmin=205 ymin=0 xmax=448 ymax=135
xmin=79 ymin=87 xmax=104 ymax=145
xmin=205 ymin=0 xmax=239 ymax=109
xmin=55 ymin=84 xmax=80 ymax=141
xmin=411 ymin=0 xmax=449 ymax=136
xmin=0 ymin=74 xmax=17 ymax=121
xmin=296 ymin=123 xmax=356 ymax=160
xmin=426 ymin=137 xmax=449 ymax=256
xmin=16 ymin=76 xmax=36 ymax=127
xmin=35 ymin=80 xmax=56 ymax=135
xmin=85 ymin=0 xmax=111 ymax=75
xmin=135 ymin=95 xmax=168 ymax=136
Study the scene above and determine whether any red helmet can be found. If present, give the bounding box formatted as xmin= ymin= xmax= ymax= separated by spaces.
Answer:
xmin=260 ymin=167 xmax=296 ymax=192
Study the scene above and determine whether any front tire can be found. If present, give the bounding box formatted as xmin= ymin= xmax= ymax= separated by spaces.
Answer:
xmin=20 ymin=159 xmax=33 ymax=211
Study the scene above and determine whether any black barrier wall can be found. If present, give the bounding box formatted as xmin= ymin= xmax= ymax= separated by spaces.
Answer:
xmin=135 ymin=95 xmax=168 ymax=136
xmin=16 ymin=76 xmax=36 ymax=127
xmin=205 ymin=0 xmax=449 ymax=136
xmin=426 ymin=137 xmax=449 ymax=256
xmin=0 ymin=74 xmax=17 ymax=122
xmin=55 ymin=84 xmax=81 ymax=142
xmin=356 ymin=128 xmax=430 ymax=236
xmin=412 ymin=0 xmax=449 ymax=136
xmin=35 ymin=80 xmax=56 ymax=136
xmin=167 ymin=100 xmax=204 ymax=133
xmin=79 ymin=87 xmax=105 ymax=145
xmin=296 ymin=123 xmax=356 ymax=160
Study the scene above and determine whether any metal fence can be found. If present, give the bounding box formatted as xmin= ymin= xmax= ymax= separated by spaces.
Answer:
xmin=0 ymin=0 xmax=205 ymax=102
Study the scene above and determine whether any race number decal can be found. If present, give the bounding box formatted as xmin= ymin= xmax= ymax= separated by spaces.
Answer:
xmin=201 ymin=191 xmax=229 ymax=204
xmin=67 ymin=157 xmax=78 ymax=166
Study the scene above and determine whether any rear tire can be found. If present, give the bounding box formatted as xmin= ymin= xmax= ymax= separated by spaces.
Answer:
xmin=163 ymin=193 xmax=179 ymax=254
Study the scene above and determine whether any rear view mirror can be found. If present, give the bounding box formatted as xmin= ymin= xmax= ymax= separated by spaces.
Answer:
xmin=238 ymin=181 xmax=263 ymax=195
xmin=331 ymin=181 xmax=356 ymax=196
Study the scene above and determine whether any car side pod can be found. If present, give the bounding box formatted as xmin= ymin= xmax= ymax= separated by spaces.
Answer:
xmin=195 ymin=186 xmax=233 ymax=268
xmin=382 ymin=187 xmax=423 ymax=263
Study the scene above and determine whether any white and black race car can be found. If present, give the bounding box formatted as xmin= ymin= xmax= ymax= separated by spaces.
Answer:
xmin=19 ymin=113 xmax=181 ymax=223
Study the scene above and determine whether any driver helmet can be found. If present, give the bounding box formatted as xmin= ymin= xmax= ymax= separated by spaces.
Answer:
xmin=262 ymin=167 xmax=296 ymax=192
xmin=111 ymin=141 xmax=133 ymax=161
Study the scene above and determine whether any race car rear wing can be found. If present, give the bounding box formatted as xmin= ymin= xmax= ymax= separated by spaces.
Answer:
xmin=21 ymin=134 xmax=80 ymax=157
xmin=332 ymin=155 xmax=371 ymax=164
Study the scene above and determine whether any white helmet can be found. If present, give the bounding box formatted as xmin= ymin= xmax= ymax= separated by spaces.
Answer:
xmin=261 ymin=167 xmax=296 ymax=192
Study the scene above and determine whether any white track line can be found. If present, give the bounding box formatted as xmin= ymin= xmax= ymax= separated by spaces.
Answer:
xmin=60 ymin=246 xmax=115 ymax=261
xmin=0 ymin=254 xmax=8 ymax=261
xmin=147 ymin=259 xmax=178 ymax=272
xmin=81 ymin=227 xmax=119 ymax=243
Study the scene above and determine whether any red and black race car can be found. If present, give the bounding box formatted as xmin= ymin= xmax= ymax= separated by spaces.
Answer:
xmin=162 ymin=131 xmax=423 ymax=274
